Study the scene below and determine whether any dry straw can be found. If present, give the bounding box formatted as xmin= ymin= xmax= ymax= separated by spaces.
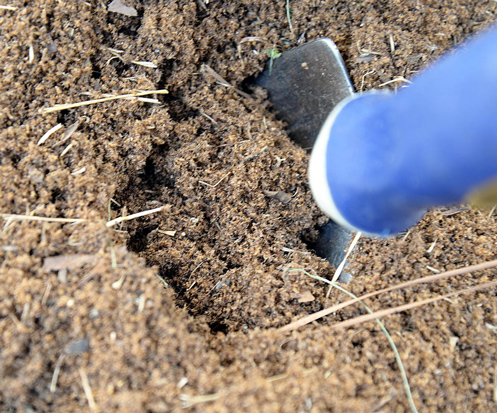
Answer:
xmin=40 ymin=89 xmax=168 ymax=114
xmin=280 ymin=259 xmax=497 ymax=332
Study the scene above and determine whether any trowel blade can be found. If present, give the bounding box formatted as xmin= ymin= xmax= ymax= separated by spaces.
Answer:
xmin=256 ymin=39 xmax=355 ymax=271
xmin=256 ymin=38 xmax=354 ymax=150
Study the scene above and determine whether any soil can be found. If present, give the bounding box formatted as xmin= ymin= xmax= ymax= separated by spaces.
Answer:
xmin=1 ymin=0 xmax=497 ymax=411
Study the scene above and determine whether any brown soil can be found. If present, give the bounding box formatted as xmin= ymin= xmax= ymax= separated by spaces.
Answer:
xmin=2 ymin=0 xmax=497 ymax=411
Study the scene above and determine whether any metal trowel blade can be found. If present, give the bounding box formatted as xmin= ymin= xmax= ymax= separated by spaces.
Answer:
xmin=256 ymin=39 xmax=354 ymax=273
xmin=256 ymin=38 xmax=354 ymax=150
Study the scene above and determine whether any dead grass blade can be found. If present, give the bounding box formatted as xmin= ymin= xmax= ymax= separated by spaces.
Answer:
xmin=328 ymin=280 xmax=418 ymax=413
xmin=38 ymin=123 xmax=62 ymax=145
xmin=40 ymin=89 xmax=168 ymax=114
xmin=296 ymin=268 xmax=418 ymax=412
xmin=0 ymin=214 xmax=88 ymax=224
xmin=43 ymin=254 xmax=97 ymax=272
xmin=279 ymin=259 xmax=497 ymax=332
xmin=331 ymin=279 xmax=497 ymax=331
xmin=179 ymin=393 xmax=220 ymax=408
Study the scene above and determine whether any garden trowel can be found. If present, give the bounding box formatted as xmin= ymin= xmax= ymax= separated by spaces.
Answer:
xmin=257 ymin=26 xmax=497 ymax=268
xmin=257 ymin=39 xmax=354 ymax=271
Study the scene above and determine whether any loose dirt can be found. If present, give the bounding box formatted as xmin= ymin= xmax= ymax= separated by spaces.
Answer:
xmin=1 ymin=0 xmax=497 ymax=411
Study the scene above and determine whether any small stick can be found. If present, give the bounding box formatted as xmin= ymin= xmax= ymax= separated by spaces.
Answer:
xmin=138 ymin=294 xmax=146 ymax=312
xmin=136 ymin=97 xmax=160 ymax=104
xmin=41 ymin=282 xmax=52 ymax=305
xmin=109 ymin=239 xmax=117 ymax=269
xmin=130 ymin=60 xmax=157 ymax=68
xmin=242 ymin=146 xmax=268 ymax=163
xmin=79 ymin=368 xmax=97 ymax=410
xmin=267 ymin=373 xmax=288 ymax=382
xmin=60 ymin=141 xmax=75 ymax=157
xmin=78 ymin=262 xmax=104 ymax=286
xmin=426 ymin=265 xmax=441 ymax=274
xmin=359 ymin=70 xmax=375 ymax=93
xmin=200 ymin=111 xmax=218 ymax=125
xmin=186 ymin=280 xmax=197 ymax=291
xmin=71 ymin=167 xmax=86 ymax=175
xmin=157 ymin=229 xmax=176 ymax=236
xmin=9 ymin=314 xmax=28 ymax=332
xmin=40 ymin=89 xmax=168 ymax=114
xmin=488 ymin=205 xmax=497 ymax=218
xmin=199 ymin=172 xmax=230 ymax=189
xmin=427 ymin=237 xmax=438 ymax=253
xmin=180 ymin=393 xmax=220 ymax=408
xmin=20 ymin=302 xmax=30 ymax=324
xmin=106 ymin=206 xmax=164 ymax=227
xmin=240 ymin=36 xmax=266 ymax=44
xmin=378 ymin=77 xmax=412 ymax=87
xmin=50 ymin=355 xmax=65 ymax=393
xmin=389 ymin=33 xmax=395 ymax=53
xmin=28 ymin=44 xmax=34 ymax=64
xmin=402 ymin=229 xmax=412 ymax=241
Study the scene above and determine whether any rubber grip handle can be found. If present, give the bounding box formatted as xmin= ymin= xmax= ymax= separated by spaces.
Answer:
xmin=309 ymin=25 xmax=497 ymax=236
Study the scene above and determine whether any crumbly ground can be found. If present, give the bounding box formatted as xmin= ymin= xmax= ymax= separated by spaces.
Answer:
xmin=1 ymin=0 xmax=497 ymax=411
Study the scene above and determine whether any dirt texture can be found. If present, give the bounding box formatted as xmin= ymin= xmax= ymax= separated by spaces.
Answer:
xmin=1 ymin=0 xmax=497 ymax=411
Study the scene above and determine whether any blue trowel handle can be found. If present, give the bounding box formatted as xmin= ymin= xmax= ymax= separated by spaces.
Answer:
xmin=309 ymin=25 xmax=497 ymax=236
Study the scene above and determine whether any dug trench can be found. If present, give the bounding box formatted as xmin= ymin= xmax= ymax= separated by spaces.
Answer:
xmin=2 ymin=0 xmax=497 ymax=411
xmin=115 ymin=89 xmax=335 ymax=334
